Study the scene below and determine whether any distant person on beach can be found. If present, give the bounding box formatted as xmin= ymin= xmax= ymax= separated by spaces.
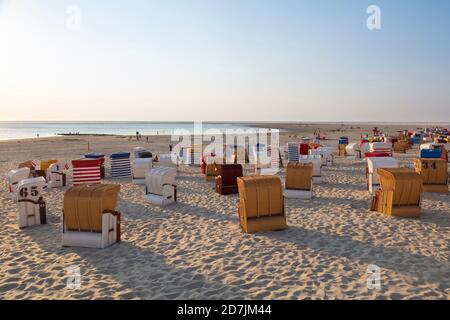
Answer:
xmin=146 ymin=136 xmax=149 ymax=143
xmin=37 ymin=133 xmax=39 ymax=138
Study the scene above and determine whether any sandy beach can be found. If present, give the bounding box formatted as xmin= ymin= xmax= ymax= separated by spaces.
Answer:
xmin=0 ymin=122 xmax=449 ymax=300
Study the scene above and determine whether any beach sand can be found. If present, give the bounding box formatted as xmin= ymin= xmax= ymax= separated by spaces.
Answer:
xmin=0 ymin=123 xmax=449 ymax=300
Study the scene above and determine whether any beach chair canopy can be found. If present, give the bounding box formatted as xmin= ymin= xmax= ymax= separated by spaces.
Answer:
xmin=64 ymin=184 xmax=121 ymax=233
xmin=285 ymin=163 xmax=313 ymax=190
xmin=237 ymin=176 xmax=284 ymax=219
xmin=377 ymin=168 xmax=422 ymax=206
xmin=146 ymin=167 xmax=177 ymax=196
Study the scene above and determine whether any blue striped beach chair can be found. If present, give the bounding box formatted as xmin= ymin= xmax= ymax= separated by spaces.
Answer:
xmin=110 ymin=152 xmax=131 ymax=179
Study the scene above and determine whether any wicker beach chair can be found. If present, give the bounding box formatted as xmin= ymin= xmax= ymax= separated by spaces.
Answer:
xmin=215 ymin=164 xmax=243 ymax=195
xmin=284 ymin=162 xmax=313 ymax=199
xmin=366 ymin=157 xmax=400 ymax=194
xmin=371 ymin=168 xmax=422 ymax=217
xmin=237 ymin=176 xmax=287 ymax=233
xmin=7 ymin=167 xmax=31 ymax=198
xmin=46 ymin=162 xmax=67 ymax=188
xmin=16 ymin=176 xmax=47 ymax=228
xmin=62 ymin=184 xmax=121 ymax=248
xmin=144 ymin=167 xmax=177 ymax=206
xmin=414 ymin=158 xmax=449 ymax=193
xmin=132 ymin=158 xmax=153 ymax=184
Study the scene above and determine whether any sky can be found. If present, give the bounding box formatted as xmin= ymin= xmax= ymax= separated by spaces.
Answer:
xmin=0 ymin=0 xmax=449 ymax=122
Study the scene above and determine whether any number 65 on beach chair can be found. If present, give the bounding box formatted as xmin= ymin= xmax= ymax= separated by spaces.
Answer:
xmin=237 ymin=176 xmax=287 ymax=233
xmin=62 ymin=184 xmax=121 ymax=248
xmin=16 ymin=176 xmax=47 ymax=228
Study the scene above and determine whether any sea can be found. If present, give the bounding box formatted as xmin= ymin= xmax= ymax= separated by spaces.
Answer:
xmin=0 ymin=121 xmax=271 ymax=140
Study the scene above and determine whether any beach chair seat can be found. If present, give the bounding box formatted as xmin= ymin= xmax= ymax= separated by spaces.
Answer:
xmin=16 ymin=177 xmax=47 ymax=228
xmin=144 ymin=167 xmax=177 ymax=206
xmin=284 ymin=163 xmax=313 ymax=199
xmin=371 ymin=168 xmax=422 ymax=217
xmin=414 ymin=158 xmax=449 ymax=193
xmin=215 ymin=164 xmax=243 ymax=195
xmin=62 ymin=184 xmax=121 ymax=248
xmin=369 ymin=142 xmax=393 ymax=157
xmin=298 ymin=155 xmax=322 ymax=183
xmin=110 ymin=152 xmax=132 ymax=179
xmin=158 ymin=153 xmax=179 ymax=169
xmin=366 ymin=157 xmax=400 ymax=194
xmin=237 ymin=176 xmax=287 ymax=233
xmin=7 ymin=167 xmax=31 ymax=199
xmin=132 ymin=158 xmax=153 ymax=184
xmin=72 ymin=159 xmax=102 ymax=186
xmin=46 ymin=163 xmax=67 ymax=188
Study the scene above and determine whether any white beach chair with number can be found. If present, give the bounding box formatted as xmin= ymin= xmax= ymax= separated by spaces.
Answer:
xmin=16 ymin=176 xmax=47 ymax=228
xmin=7 ymin=167 xmax=31 ymax=199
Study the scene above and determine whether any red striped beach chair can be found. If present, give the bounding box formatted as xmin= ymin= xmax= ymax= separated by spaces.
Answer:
xmin=71 ymin=159 xmax=102 ymax=186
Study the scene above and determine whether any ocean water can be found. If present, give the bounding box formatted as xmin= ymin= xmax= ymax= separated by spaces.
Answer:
xmin=0 ymin=122 xmax=269 ymax=140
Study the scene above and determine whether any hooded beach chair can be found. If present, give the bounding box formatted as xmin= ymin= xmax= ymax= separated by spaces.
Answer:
xmin=110 ymin=152 xmax=132 ymax=179
xmin=371 ymin=168 xmax=422 ymax=218
xmin=309 ymin=146 xmax=333 ymax=166
xmin=62 ymin=184 xmax=121 ymax=248
xmin=345 ymin=143 xmax=361 ymax=159
xmin=132 ymin=157 xmax=153 ymax=184
xmin=237 ymin=176 xmax=287 ymax=233
xmin=287 ymin=142 xmax=299 ymax=162
xmin=40 ymin=159 xmax=58 ymax=177
xmin=144 ymin=167 xmax=177 ymax=206
xmin=369 ymin=142 xmax=393 ymax=157
xmin=215 ymin=164 xmax=243 ymax=195
xmin=84 ymin=153 xmax=105 ymax=179
xmin=393 ymin=140 xmax=409 ymax=153
xmin=7 ymin=167 xmax=31 ymax=199
xmin=46 ymin=162 xmax=67 ymax=188
xmin=252 ymin=146 xmax=280 ymax=175
xmin=71 ymin=159 xmax=102 ymax=186
xmin=366 ymin=157 xmax=400 ymax=194
xmin=203 ymin=154 xmax=222 ymax=181
xmin=414 ymin=158 xmax=449 ymax=193
xmin=298 ymin=155 xmax=322 ymax=183
xmin=16 ymin=176 xmax=47 ymax=228
xmin=284 ymin=163 xmax=313 ymax=199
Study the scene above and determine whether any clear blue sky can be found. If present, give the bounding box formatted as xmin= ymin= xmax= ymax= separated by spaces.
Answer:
xmin=1 ymin=0 xmax=449 ymax=121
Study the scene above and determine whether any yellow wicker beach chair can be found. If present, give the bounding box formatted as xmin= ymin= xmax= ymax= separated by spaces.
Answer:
xmin=237 ymin=176 xmax=287 ymax=233
xmin=414 ymin=158 xmax=449 ymax=193
xmin=284 ymin=162 xmax=313 ymax=199
xmin=372 ymin=168 xmax=422 ymax=218
xmin=62 ymin=184 xmax=121 ymax=248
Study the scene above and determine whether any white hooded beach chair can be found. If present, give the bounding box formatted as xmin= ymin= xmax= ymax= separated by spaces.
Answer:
xmin=345 ymin=143 xmax=361 ymax=159
xmin=252 ymin=146 xmax=280 ymax=175
xmin=298 ymin=155 xmax=322 ymax=183
xmin=16 ymin=176 xmax=47 ymax=228
xmin=7 ymin=167 xmax=31 ymax=199
xmin=144 ymin=167 xmax=177 ymax=206
xmin=132 ymin=158 xmax=153 ymax=184
xmin=369 ymin=142 xmax=393 ymax=157
xmin=367 ymin=157 xmax=400 ymax=194
xmin=46 ymin=163 xmax=67 ymax=188
xmin=309 ymin=146 xmax=333 ymax=167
